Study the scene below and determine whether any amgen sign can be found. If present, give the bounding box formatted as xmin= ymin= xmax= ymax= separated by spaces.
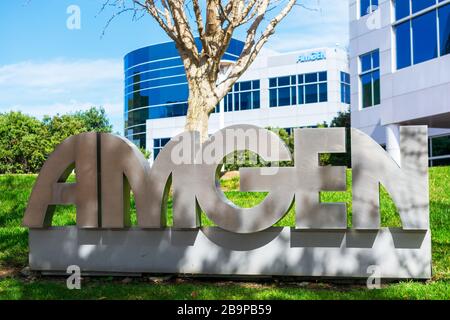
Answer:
xmin=23 ymin=125 xmax=431 ymax=279
xmin=297 ymin=51 xmax=326 ymax=63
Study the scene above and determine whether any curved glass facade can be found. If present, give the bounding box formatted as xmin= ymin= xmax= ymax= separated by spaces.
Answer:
xmin=124 ymin=39 xmax=244 ymax=148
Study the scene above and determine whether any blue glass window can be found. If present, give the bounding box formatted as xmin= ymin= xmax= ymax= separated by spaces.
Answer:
xmin=269 ymin=75 xmax=297 ymax=107
xmin=319 ymin=71 xmax=327 ymax=81
xmin=373 ymin=70 xmax=380 ymax=105
xmin=359 ymin=50 xmax=380 ymax=108
xmin=305 ymin=73 xmax=318 ymax=83
xmin=240 ymin=81 xmax=251 ymax=91
xmin=278 ymin=76 xmax=291 ymax=86
xmin=372 ymin=50 xmax=380 ymax=68
xmin=396 ymin=21 xmax=412 ymax=69
xmin=221 ymin=80 xmax=260 ymax=112
xmin=125 ymin=59 xmax=183 ymax=79
xmin=225 ymin=95 xmax=233 ymax=111
xmin=269 ymin=78 xmax=277 ymax=87
xmin=240 ymin=91 xmax=252 ymax=110
xmin=340 ymin=72 xmax=350 ymax=83
xmin=125 ymin=66 xmax=185 ymax=87
xmin=361 ymin=73 xmax=373 ymax=109
xmin=298 ymin=71 xmax=328 ymax=105
xmin=278 ymin=87 xmax=291 ymax=106
xmin=412 ymin=0 xmax=436 ymax=14
xmin=319 ymin=83 xmax=328 ymax=102
xmin=148 ymin=103 xmax=188 ymax=119
xmin=124 ymin=38 xmax=245 ymax=149
xmin=395 ymin=0 xmax=440 ymax=21
xmin=305 ymin=85 xmax=318 ymax=104
xmin=395 ymin=0 xmax=411 ymax=20
xmin=126 ymin=108 xmax=148 ymax=128
xmin=360 ymin=0 xmax=378 ymax=17
xmin=153 ymin=137 xmax=171 ymax=160
xmin=395 ymin=1 xmax=448 ymax=69
xmin=125 ymin=38 xmax=243 ymax=70
xmin=430 ymin=135 xmax=450 ymax=158
xmin=125 ymin=124 xmax=146 ymax=136
xmin=412 ymin=10 xmax=438 ymax=64
xmin=270 ymin=89 xmax=277 ymax=107
xmin=291 ymin=87 xmax=297 ymax=104
xmin=234 ymin=92 xmax=239 ymax=110
xmin=125 ymin=42 xmax=179 ymax=69
xmin=253 ymin=91 xmax=260 ymax=109
xmin=439 ymin=4 xmax=450 ymax=56
xmin=226 ymin=38 xmax=246 ymax=57
xmin=125 ymin=75 xmax=187 ymax=95
xmin=360 ymin=54 xmax=372 ymax=72
xmin=127 ymin=134 xmax=146 ymax=150
xmin=340 ymin=72 xmax=351 ymax=104
xmin=361 ymin=0 xmax=371 ymax=16
xmin=126 ymin=84 xmax=189 ymax=111
xmin=270 ymin=72 xmax=327 ymax=107
xmin=298 ymin=86 xmax=304 ymax=104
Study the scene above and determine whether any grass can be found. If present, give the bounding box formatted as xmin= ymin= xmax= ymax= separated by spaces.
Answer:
xmin=0 ymin=167 xmax=449 ymax=299
xmin=1 ymin=277 xmax=449 ymax=300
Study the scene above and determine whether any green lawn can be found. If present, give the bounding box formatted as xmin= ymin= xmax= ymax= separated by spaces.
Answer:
xmin=0 ymin=167 xmax=449 ymax=300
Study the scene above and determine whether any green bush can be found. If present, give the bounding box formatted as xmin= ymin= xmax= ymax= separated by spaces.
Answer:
xmin=0 ymin=107 xmax=112 ymax=174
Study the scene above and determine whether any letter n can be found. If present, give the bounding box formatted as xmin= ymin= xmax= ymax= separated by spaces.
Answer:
xmin=351 ymin=126 xmax=429 ymax=230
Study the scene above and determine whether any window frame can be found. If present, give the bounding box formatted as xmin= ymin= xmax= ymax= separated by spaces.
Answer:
xmin=269 ymin=72 xmax=328 ymax=108
xmin=222 ymin=80 xmax=261 ymax=112
xmin=153 ymin=137 xmax=171 ymax=160
xmin=360 ymin=0 xmax=379 ymax=18
xmin=359 ymin=50 xmax=381 ymax=109
xmin=393 ymin=0 xmax=450 ymax=70
xmin=301 ymin=71 xmax=328 ymax=104
xmin=269 ymin=75 xmax=298 ymax=107
xmin=429 ymin=133 xmax=450 ymax=166
xmin=340 ymin=72 xmax=351 ymax=104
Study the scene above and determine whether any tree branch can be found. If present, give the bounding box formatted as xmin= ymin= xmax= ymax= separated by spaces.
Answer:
xmin=216 ymin=0 xmax=297 ymax=100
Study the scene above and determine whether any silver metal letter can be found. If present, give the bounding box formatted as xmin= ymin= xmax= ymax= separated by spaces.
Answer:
xmin=23 ymin=132 xmax=98 ymax=228
xmin=351 ymin=126 xmax=429 ymax=230
xmin=100 ymin=134 xmax=153 ymax=228
xmin=241 ymin=128 xmax=347 ymax=230
xmin=197 ymin=125 xmax=294 ymax=233
xmin=146 ymin=131 xmax=201 ymax=228
xmin=294 ymin=128 xmax=347 ymax=229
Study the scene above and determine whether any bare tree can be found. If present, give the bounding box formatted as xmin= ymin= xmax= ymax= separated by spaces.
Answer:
xmin=108 ymin=0 xmax=298 ymax=141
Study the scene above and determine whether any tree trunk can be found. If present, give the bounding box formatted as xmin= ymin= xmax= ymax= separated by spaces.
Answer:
xmin=185 ymin=101 xmax=210 ymax=143
xmin=184 ymin=80 xmax=218 ymax=142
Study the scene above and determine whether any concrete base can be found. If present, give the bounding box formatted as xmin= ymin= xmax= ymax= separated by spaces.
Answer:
xmin=29 ymin=227 xmax=432 ymax=279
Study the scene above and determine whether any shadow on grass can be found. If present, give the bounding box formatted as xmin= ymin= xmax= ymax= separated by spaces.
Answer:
xmin=1 ymin=276 xmax=450 ymax=300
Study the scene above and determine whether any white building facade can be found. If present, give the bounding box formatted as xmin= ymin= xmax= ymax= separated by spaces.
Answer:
xmin=145 ymin=46 xmax=350 ymax=162
xmin=349 ymin=0 xmax=450 ymax=166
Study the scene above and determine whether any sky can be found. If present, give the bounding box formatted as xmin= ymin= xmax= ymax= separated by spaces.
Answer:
xmin=0 ymin=0 xmax=349 ymax=134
